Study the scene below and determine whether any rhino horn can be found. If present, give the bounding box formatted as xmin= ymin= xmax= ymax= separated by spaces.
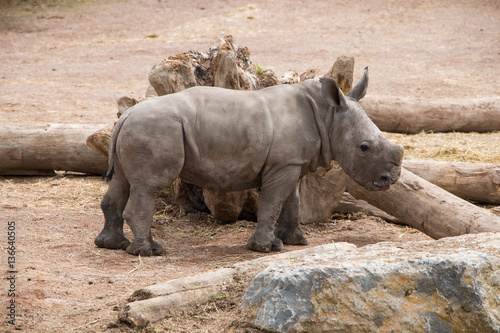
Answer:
xmin=347 ymin=66 xmax=369 ymax=101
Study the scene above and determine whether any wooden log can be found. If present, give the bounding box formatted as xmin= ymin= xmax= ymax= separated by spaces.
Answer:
xmin=325 ymin=55 xmax=355 ymax=94
xmin=202 ymin=189 xmax=248 ymax=223
xmin=335 ymin=192 xmax=401 ymax=224
xmin=279 ymin=70 xmax=299 ymax=84
xmin=339 ymin=160 xmax=500 ymax=215
xmin=172 ymin=178 xmax=208 ymax=213
xmin=212 ymin=35 xmax=277 ymax=90
xmin=404 ymin=160 xmax=500 ymax=204
xmin=0 ymin=123 xmax=108 ymax=176
xmin=212 ymin=47 xmax=241 ymax=89
xmin=117 ymin=96 xmax=138 ymax=117
xmin=86 ymin=127 xmax=112 ymax=158
xmin=299 ymin=161 xmax=347 ymax=224
xmin=361 ymin=96 xmax=500 ymax=133
xmin=346 ymin=168 xmax=500 ymax=239
xmin=148 ymin=55 xmax=199 ymax=96
xmin=86 ymin=96 xmax=140 ymax=158
xmin=299 ymin=68 xmax=322 ymax=82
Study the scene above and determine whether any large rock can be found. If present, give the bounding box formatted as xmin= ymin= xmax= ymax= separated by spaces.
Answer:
xmin=243 ymin=233 xmax=500 ymax=332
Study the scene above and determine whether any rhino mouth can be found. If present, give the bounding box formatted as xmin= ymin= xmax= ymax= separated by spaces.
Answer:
xmin=365 ymin=171 xmax=400 ymax=191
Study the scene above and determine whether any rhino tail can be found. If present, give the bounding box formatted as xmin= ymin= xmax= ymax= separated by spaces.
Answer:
xmin=103 ymin=110 xmax=131 ymax=181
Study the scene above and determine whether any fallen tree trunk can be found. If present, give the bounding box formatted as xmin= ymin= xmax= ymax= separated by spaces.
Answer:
xmin=346 ymin=168 xmax=500 ymax=239
xmin=337 ymin=160 xmax=500 ymax=219
xmin=361 ymin=96 xmax=500 ymax=133
xmin=0 ymin=123 xmax=108 ymax=176
xmin=404 ymin=160 xmax=500 ymax=204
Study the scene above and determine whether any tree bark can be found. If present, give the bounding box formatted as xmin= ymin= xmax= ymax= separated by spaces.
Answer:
xmin=299 ymin=161 xmax=347 ymax=224
xmin=335 ymin=192 xmax=401 ymax=223
xmin=346 ymin=168 xmax=500 ymax=239
xmin=404 ymin=160 xmax=500 ymax=204
xmin=361 ymin=96 xmax=500 ymax=133
xmin=148 ymin=56 xmax=200 ymax=96
xmin=86 ymin=127 xmax=112 ymax=159
xmin=325 ymin=55 xmax=355 ymax=94
xmin=1 ymin=123 xmax=108 ymax=176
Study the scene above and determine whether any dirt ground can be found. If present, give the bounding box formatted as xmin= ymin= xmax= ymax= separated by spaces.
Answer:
xmin=0 ymin=0 xmax=499 ymax=332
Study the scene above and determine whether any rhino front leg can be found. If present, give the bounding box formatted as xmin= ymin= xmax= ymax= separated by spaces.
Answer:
xmin=95 ymin=165 xmax=131 ymax=250
xmin=122 ymin=186 xmax=165 ymax=256
xmin=247 ymin=166 xmax=301 ymax=253
xmin=274 ymin=183 xmax=308 ymax=246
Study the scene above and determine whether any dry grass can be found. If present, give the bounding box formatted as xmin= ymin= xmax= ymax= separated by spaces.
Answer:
xmin=387 ymin=131 xmax=500 ymax=164
xmin=0 ymin=173 xmax=107 ymax=211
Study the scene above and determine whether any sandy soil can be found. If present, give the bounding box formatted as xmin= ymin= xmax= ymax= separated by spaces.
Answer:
xmin=0 ymin=0 xmax=499 ymax=332
xmin=1 ymin=175 xmax=431 ymax=332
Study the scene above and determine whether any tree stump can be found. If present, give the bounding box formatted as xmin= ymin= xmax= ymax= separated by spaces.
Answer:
xmin=148 ymin=56 xmax=200 ymax=96
xmin=212 ymin=47 xmax=242 ymax=89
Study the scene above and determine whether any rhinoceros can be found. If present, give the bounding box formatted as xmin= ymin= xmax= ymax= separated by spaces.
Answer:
xmin=95 ymin=67 xmax=403 ymax=256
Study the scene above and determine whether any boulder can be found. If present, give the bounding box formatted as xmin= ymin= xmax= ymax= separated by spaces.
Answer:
xmin=243 ymin=233 xmax=500 ymax=332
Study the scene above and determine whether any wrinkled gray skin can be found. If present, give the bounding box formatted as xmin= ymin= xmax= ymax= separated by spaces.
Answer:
xmin=95 ymin=68 xmax=403 ymax=256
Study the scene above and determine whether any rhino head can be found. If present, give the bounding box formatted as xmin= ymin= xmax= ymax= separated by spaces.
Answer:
xmin=320 ymin=68 xmax=404 ymax=191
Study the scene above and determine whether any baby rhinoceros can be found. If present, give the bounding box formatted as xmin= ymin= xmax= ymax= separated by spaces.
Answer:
xmin=95 ymin=67 xmax=403 ymax=256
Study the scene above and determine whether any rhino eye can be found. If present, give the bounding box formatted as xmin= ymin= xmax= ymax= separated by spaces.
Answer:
xmin=360 ymin=144 xmax=370 ymax=152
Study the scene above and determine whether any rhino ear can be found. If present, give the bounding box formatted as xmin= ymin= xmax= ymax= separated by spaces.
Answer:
xmin=320 ymin=77 xmax=347 ymax=108
xmin=347 ymin=66 xmax=369 ymax=101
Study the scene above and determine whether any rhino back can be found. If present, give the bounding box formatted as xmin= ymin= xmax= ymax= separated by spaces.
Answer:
xmin=180 ymin=87 xmax=275 ymax=190
xmin=116 ymin=84 xmax=323 ymax=191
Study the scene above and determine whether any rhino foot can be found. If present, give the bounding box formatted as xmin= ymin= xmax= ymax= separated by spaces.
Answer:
xmin=247 ymin=232 xmax=284 ymax=253
xmin=95 ymin=230 xmax=130 ymax=250
xmin=126 ymin=238 xmax=165 ymax=256
xmin=275 ymin=226 xmax=309 ymax=246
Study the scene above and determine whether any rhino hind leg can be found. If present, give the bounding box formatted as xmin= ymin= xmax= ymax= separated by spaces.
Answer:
xmin=274 ymin=183 xmax=309 ymax=246
xmin=247 ymin=166 xmax=302 ymax=252
xmin=122 ymin=184 xmax=167 ymax=257
xmin=95 ymin=164 xmax=131 ymax=250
